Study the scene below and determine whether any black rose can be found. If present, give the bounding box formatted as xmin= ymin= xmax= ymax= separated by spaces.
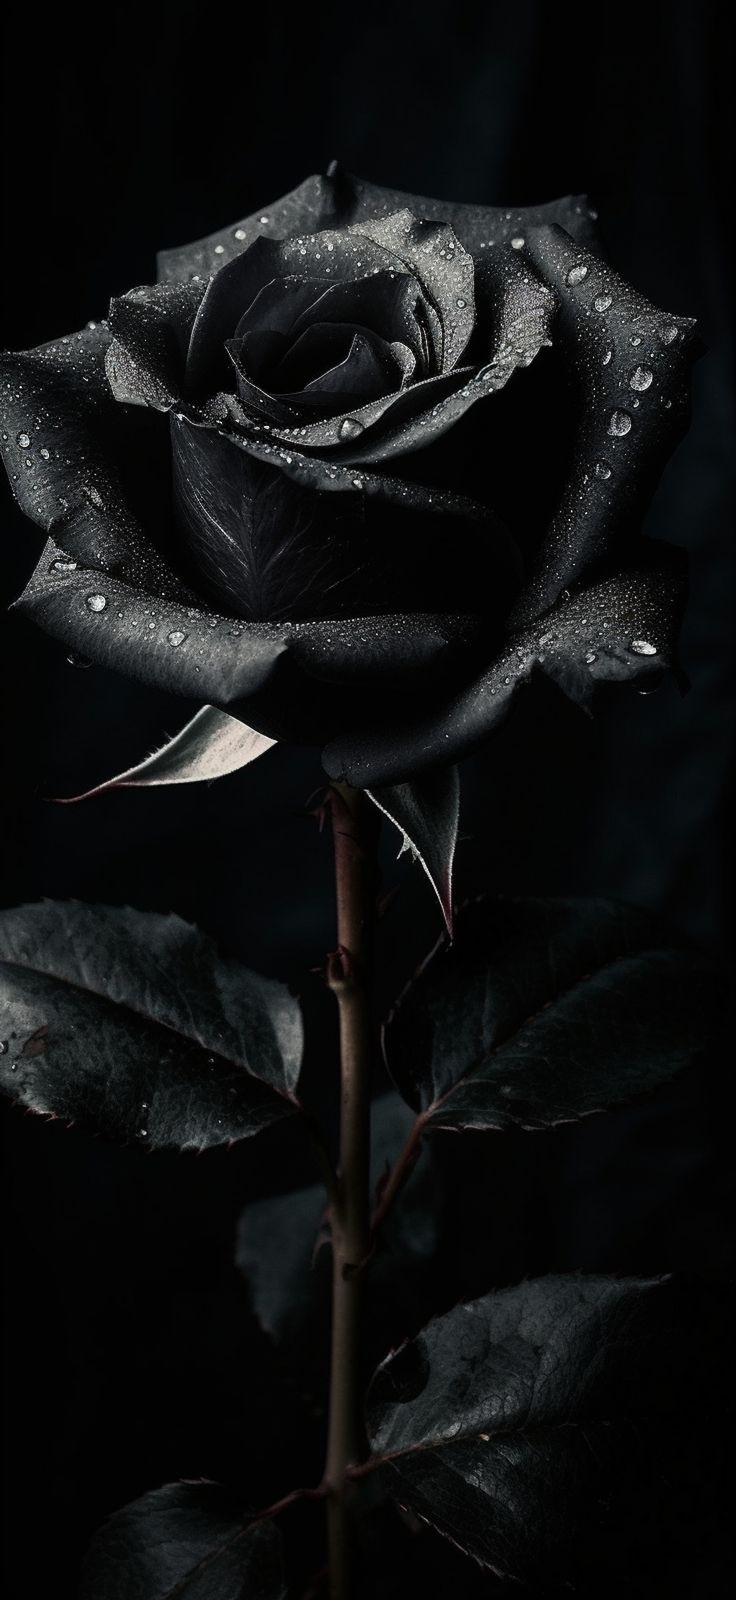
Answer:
xmin=0 ymin=164 xmax=696 ymax=787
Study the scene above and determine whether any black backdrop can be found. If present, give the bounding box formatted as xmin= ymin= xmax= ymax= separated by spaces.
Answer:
xmin=1 ymin=4 xmax=733 ymax=1596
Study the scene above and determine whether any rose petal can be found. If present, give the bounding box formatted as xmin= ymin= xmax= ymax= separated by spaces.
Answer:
xmin=186 ymin=231 xmax=422 ymax=394
xmin=13 ymin=530 xmax=479 ymax=713
xmin=236 ymin=270 xmax=432 ymax=375
xmin=323 ymin=551 xmax=685 ymax=786
xmin=105 ymin=279 xmax=207 ymax=409
xmin=155 ymin=167 xmax=598 ymax=285
xmin=509 ymin=225 xmax=698 ymax=624
xmin=224 ymin=256 xmax=554 ymax=466
xmin=156 ymin=172 xmax=347 ymax=282
xmin=0 ymin=323 xmax=191 ymax=602
xmin=199 ymin=411 xmax=514 ymax=538
xmin=347 ymin=210 xmax=476 ymax=371
xmin=331 ymin=166 xmax=600 ymax=253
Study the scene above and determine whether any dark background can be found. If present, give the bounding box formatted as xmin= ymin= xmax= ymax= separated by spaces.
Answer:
xmin=1 ymin=3 xmax=733 ymax=1595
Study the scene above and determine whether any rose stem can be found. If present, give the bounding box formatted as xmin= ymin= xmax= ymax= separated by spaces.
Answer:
xmin=323 ymin=782 xmax=378 ymax=1598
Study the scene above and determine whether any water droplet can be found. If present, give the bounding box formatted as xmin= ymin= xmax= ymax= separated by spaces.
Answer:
xmin=139 ymin=1127 xmax=149 ymax=1139
xmin=214 ymin=244 xmax=225 ymax=255
xmin=66 ymin=651 xmax=91 ymax=668
xmin=629 ymin=365 xmax=653 ymax=391
xmin=630 ymin=334 xmax=643 ymax=347
xmin=0 ymin=1041 xmax=7 ymax=1055
xmin=16 ymin=431 xmax=31 ymax=449
xmin=631 ymin=639 xmax=657 ymax=656
xmin=337 ymin=417 xmax=364 ymax=442
xmin=10 ymin=1061 xmax=19 ymax=1073
xmin=40 ymin=447 xmax=50 ymax=460
xmin=661 ymin=324 xmax=679 ymax=344
xmin=585 ymin=651 xmax=598 ymax=665
xmin=455 ymin=296 xmax=467 ymax=308
xmin=50 ymin=558 xmax=78 ymax=574
xmin=565 ymin=263 xmax=589 ymax=286
xmin=510 ymin=236 xmax=525 ymax=250
xmin=593 ymin=293 xmax=612 ymax=312
xmin=234 ymin=228 xmax=246 ymax=241
xmin=352 ymin=476 xmax=364 ymax=490
xmin=607 ymin=409 xmax=632 ymax=437
xmin=259 ymin=215 xmax=270 ymax=225
xmin=595 ymin=460 xmax=612 ymax=479
xmin=167 ymin=629 xmax=187 ymax=647
xmin=85 ymin=592 xmax=107 ymax=612
xmin=602 ymin=349 xmax=613 ymax=365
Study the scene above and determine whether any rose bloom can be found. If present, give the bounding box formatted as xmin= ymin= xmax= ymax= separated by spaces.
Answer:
xmin=1 ymin=164 xmax=695 ymax=788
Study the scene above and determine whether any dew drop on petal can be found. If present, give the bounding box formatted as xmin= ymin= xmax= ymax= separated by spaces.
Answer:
xmin=602 ymin=348 xmax=613 ymax=365
xmin=338 ymin=417 xmax=364 ymax=442
xmin=510 ymin=236 xmax=525 ymax=250
xmin=167 ymin=629 xmax=187 ymax=647
xmin=565 ymin=263 xmax=589 ymax=286
xmin=607 ymin=409 xmax=632 ymax=437
xmin=631 ymin=639 xmax=657 ymax=655
xmin=585 ymin=651 xmax=598 ymax=664
xmin=234 ymin=228 xmax=246 ymax=241
xmin=629 ymin=365 xmax=653 ymax=391
xmin=0 ymin=1041 xmax=8 ymax=1055
xmin=595 ymin=460 xmax=612 ymax=479
xmin=594 ymin=293 xmax=612 ymax=312
xmin=214 ymin=244 xmax=225 ymax=255
xmin=86 ymin=593 xmax=107 ymax=612
xmin=456 ymin=296 xmax=467 ymax=307
xmin=50 ymin=558 xmax=78 ymax=573
xmin=16 ymin=431 xmax=31 ymax=449
xmin=40 ymin=447 xmax=50 ymax=460
xmin=661 ymin=324 xmax=679 ymax=344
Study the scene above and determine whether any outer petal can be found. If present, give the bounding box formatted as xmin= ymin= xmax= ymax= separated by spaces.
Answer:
xmin=156 ymin=172 xmax=347 ymax=282
xmin=334 ymin=165 xmax=600 ymax=252
xmin=0 ymin=321 xmax=191 ymax=602
xmin=104 ymin=279 xmax=207 ymax=409
xmin=323 ymin=551 xmax=685 ymax=786
xmin=12 ymin=531 xmax=480 ymax=729
xmin=154 ymin=165 xmax=598 ymax=283
xmin=509 ymin=225 xmax=698 ymax=624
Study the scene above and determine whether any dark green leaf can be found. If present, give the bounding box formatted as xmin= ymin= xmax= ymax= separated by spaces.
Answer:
xmin=366 ymin=1273 xmax=670 ymax=1583
xmin=79 ymin=1482 xmax=285 ymax=1599
xmin=383 ymin=896 xmax=714 ymax=1127
xmin=0 ymin=901 xmax=302 ymax=1150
